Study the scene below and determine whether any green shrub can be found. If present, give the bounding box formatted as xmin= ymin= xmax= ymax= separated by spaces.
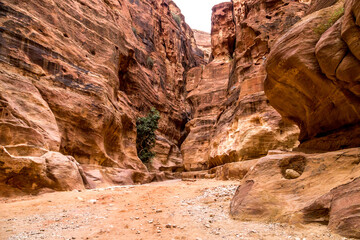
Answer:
xmin=136 ymin=107 xmax=160 ymax=163
xmin=147 ymin=56 xmax=154 ymax=69
xmin=171 ymin=13 xmax=181 ymax=27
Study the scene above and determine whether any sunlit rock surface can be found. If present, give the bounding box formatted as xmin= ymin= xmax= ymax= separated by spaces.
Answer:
xmin=0 ymin=0 xmax=203 ymax=194
xmin=230 ymin=147 xmax=360 ymax=239
xmin=265 ymin=0 xmax=360 ymax=151
xmin=182 ymin=0 xmax=304 ymax=171
xmin=193 ymin=30 xmax=211 ymax=63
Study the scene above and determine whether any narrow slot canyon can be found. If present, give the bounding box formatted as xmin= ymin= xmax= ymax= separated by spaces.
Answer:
xmin=0 ymin=0 xmax=359 ymax=239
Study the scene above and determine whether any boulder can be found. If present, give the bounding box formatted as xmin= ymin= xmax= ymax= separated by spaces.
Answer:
xmin=0 ymin=146 xmax=87 ymax=196
xmin=230 ymin=148 xmax=360 ymax=238
xmin=265 ymin=0 xmax=360 ymax=151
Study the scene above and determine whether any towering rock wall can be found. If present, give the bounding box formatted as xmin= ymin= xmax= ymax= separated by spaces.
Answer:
xmin=182 ymin=0 xmax=305 ymax=171
xmin=265 ymin=0 xmax=360 ymax=151
xmin=193 ymin=30 xmax=211 ymax=63
xmin=209 ymin=0 xmax=307 ymax=168
xmin=0 ymin=0 xmax=203 ymax=195
xmin=181 ymin=2 xmax=234 ymax=171
xmin=230 ymin=0 xmax=360 ymax=238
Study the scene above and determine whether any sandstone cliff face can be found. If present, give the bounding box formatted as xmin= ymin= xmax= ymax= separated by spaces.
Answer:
xmin=209 ymin=0 xmax=307 ymax=168
xmin=182 ymin=0 xmax=304 ymax=171
xmin=181 ymin=2 xmax=234 ymax=171
xmin=230 ymin=148 xmax=360 ymax=238
xmin=229 ymin=0 xmax=360 ymax=238
xmin=193 ymin=30 xmax=211 ymax=63
xmin=265 ymin=0 xmax=360 ymax=151
xmin=0 ymin=0 xmax=202 ymax=194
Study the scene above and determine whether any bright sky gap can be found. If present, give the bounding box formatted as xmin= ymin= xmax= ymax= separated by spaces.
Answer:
xmin=173 ymin=0 xmax=231 ymax=33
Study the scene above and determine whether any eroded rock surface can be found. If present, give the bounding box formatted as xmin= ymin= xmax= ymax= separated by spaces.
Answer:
xmin=265 ymin=0 xmax=360 ymax=151
xmin=193 ymin=30 xmax=211 ymax=63
xmin=230 ymin=148 xmax=360 ymax=238
xmin=182 ymin=0 xmax=304 ymax=171
xmin=0 ymin=0 xmax=203 ymax=194
xmin=0 ymin=146 xmax=87 ymax=197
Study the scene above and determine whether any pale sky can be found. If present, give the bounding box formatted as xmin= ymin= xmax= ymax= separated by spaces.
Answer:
xmin=173 ymin=0 xmax=230 ymax=33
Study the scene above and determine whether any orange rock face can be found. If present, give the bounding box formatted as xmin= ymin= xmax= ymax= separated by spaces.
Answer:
xmin=193 ymin=30 xmax=211 ymax=63
xmin=229 ymin=1 xmax=360 ymax=238
xmin=265 ymin=0 xmax=360 ymax=151
xmin=211 ymin=2 xmax=235 ymax=61
xmin=230 ymin=148 xmax=360 ymax=238
xmin=181 ymin=0 xmax=303 ymax=171
xmin=0 ymin=0 xmax=203 ymax=194
xmin=207 ymin=0 xmax=307 ymax=169
xmin=181 ymin=3 xmax=234 ymax=171
xmin=182 ymin=61 xmax=232 ymax=170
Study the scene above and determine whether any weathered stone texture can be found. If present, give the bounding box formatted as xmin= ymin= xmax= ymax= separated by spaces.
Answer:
xmin=265 ymin=0 xmax=360 ymax=151
xmin=0 ymin=0 xmax=203 ymax=194
xmin=230 ymin=148 xmax=360 ymax=239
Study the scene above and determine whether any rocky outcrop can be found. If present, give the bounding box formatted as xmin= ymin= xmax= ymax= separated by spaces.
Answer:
xmin=210 ymin=2 xmax=235 ymax=61
xmin=265 ymin=0 xmax=360 ymax=151
xmin=181 ymin=2 xmax=234 ymax=171
xmin=230 ymin=148 xmax=360 ymax=238
xmin=0 ymin=0 xmax=203 ymax=194
xmin=230 ymin=0 xmax=360 ymax=238
xmin=208 ymin=0 xmax=308 ymax=168
xmin=182 ymin=0 xmax=305 ymax=171
xmin=193 ymin=30 xmax=211 ymax=63
xmin=0 ymin=146 xmax=87 ymax=197
xmin=182 ymin=61 xmax=231 ymax=170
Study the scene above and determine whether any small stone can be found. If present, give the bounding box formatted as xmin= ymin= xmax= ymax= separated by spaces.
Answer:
xmin=156 ymin=209 xmax=163 ymax=213
xmin=135 ymin=217 xmax=139 ymax=220
xmin=157 ymin=229 xmax=161 ymax=233
xmin=285 ymin=169 xmax=301 ymax=179
xmin=88 ymin=199 xmax=97 ymax=204
xmin=205 ymin=224 xmax=210 ymax=228
xmin=148 ymin=220 xmax=153 ymax=224
xmin=166 ymin=224 xmax=172 ymax=228
xmin=136 ymin=231 xmax=140 ymax=234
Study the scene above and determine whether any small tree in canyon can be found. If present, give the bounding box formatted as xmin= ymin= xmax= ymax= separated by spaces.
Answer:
xmin=136 ymin=107 xmax=160 ymax=163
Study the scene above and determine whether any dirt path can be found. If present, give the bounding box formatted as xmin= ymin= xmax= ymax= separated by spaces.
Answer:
xmin=0 ymin=180 xmax=348 ymax=240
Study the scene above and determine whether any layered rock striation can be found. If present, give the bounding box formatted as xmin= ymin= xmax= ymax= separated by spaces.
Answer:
xmin=265 ymin=0 xmax=360 ymax=151
xmin=193 ymin=30 xmax=211 ymax=63
xmin=230 ymin=147 xmax=360 ymax=238
xmin=0 ymin=0 xmax=203 ymax=194
xmin=181 ymin=2 xmax=234 ymax=171
xmin=182 ymin=0 xmax=305 ymax=171
xmin=229 ymin=0 xmax=360 ymax=238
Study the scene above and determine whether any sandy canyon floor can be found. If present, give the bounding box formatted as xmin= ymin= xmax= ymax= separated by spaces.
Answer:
xmin=0 ymin=180 xmax=350 ymax=240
